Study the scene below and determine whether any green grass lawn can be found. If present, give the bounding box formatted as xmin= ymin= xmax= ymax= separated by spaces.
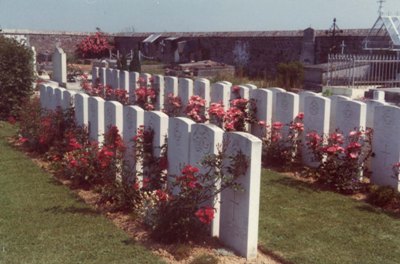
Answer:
xmin=2 ymin=120 xmax=400 ymax=264
xmin=259 ymin=169 xmax=400 ymax=264
xmin=0 ymin=122 xmax=164 ymax=264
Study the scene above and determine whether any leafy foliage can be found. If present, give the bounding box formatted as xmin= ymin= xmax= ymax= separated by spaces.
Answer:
xmin=0 ymin=36 xmax=35 ymax=119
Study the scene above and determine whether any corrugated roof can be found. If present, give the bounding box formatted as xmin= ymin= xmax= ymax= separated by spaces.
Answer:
xmin=143 ymin=34 xmax=162 ymax=43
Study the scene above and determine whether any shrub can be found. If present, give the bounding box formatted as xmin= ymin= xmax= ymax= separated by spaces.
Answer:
xmin=143 ymin=144 xmax=247 ymax=244
xmin=262 ymin=113 xmax=304 ymax=169
xmin=0 ymin=36 xmax=35 ymax=119
xmin=306 ymin=128 xmax=373 ymax=193
xmin=18 ymin=99 xmax=76 ymax=154
xmin=76 ymin=31 xmax=111 ymax=59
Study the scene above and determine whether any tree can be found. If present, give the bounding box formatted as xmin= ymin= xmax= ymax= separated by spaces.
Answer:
xmin=0 ymin=36 xmax=35 ymax=119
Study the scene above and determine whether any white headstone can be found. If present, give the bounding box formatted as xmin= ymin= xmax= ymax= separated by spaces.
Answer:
xmin=153 ymin=75 xmax=165 ymax=111
xmin=211 ymin=82 xmax=231 ymax=110
xmin=189 ymin=123 xmax=224 ymax=237
xmin=194 ymin=78 xmax=211 ymax=108
xmin=164 ymin=76 xmax=178 ymax=100
xmin=167 ymin=117 xmax=195 ymax=184
xmin=144 ymin=111 xmax=169 ymax=158
xmin=129 ymin=72 xmax=140 ymax=104
xmin=365 ymin=100 xmax=388 ymax=128
xmin=88 ymin=96 xmax=105 ymax=143
xmin=220 ymin=132 xmax=262 ymax=260
xmin=371 ymin=105 xmax=400 ymax=191
xmin=299 ymin=91 xmax=317 ymax=113
xmin=329 ymin=95 xmax=350 ymax=133
xmin=52 ymin=47 xmax=67 ymax=86
xmin=250 ymin=89 xmax=273 ymax=138
xmin=46 ymin=86 xmax=55 ymax=110
xmin=231 ymin=85 xmax=250 ymax=101
xmin=123 ymin=105 xmax=145 ymax=182
xmin=302 ymin=95 xmax=331 ymax=167
xmin=267 ymin=87 xmax=286 ymax=122
xmin=335 ymin=100 xmax=366 ymax=136
xmin=104 ymin=100 xmax=124 ymax=134
xmin=275 ymin=92 xmax=299 ymax=137
xmin=62 ymin=90 xmax=76 ymax=110
xmin=74 ymin=93 xmax=89 ymax=127
xmin=39 ymin=85 xmax=48 ymax=109
xmin=92 ymin=67 xmax=99 ymax=85
xmin=244 ymin=84 xmax=257 ymax=90
xmin=113 ymin=69 xmax=120 ymax=89
xmin=119 ymin=70 xmax=130 ymax=91
xmin=178 ymin=78 xmax=194 ymax=112
xmin=54 ymin=88 xmax=65 ymax=109
xmin=47 ymin=86 xmax=56 ymax=110
xmin=106 ymin=68 xmax=113 ymax=87
xmin=99 ymin=67 xmax=106 ymax=85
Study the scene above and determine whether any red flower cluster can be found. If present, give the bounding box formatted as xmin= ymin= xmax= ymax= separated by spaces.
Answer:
xmin=176 ymin=165 xmax=201 ymax=189
xmin=155 ymin=189 xmax=169 ymax=201
xmin=208 ymin=102 xmax=225 ymax=126
xmin=81 ymin=76 xmax=129 ymax=105
xmin=272 ymin=121 xmax=284 ymax=130
xmin=296 ymin=112 xmax=304 ymax=120
xmin=306 ymin=131 xmax=322 ymax=150
xmin=163 ymin=93 xmax=182 ymax=117
xmin=185 ymin=95 xmax=207 ymax=123
xmin=195 ymin=206 xmax=215 ymax=224
xmin=76 ymin=32 xmax=111 ymax=58
xmin=134 ymin=78 xmax=157 ymax=111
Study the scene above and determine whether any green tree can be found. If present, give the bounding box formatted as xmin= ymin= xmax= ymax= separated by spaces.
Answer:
xmin=0 ymin=36 xmax=35 ymax=119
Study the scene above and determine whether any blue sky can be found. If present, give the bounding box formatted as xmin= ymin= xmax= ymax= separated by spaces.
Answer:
xmin=0 ymin=0 xmax=399 ymax=33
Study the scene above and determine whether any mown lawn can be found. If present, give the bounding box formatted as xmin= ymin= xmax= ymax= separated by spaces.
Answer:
xmin=0 ymin=122 xmax=164 ymax=264
xmin=259 ymin=168 xmax=400 ymax=264
xmin=2 ymin=120 xmax=400 ymax=264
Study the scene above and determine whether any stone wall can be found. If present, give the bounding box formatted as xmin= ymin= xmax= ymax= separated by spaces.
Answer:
xmin=2 ymin=28 xmax=377 ymax=76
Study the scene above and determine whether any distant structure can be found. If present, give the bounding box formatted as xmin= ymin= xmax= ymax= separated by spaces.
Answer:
xmin=321 ymin=0 xmax=400 ymax=89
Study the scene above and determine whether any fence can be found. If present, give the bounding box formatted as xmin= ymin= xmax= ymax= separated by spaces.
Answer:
xmin=327 ymin=54 xmax=400 ymax=87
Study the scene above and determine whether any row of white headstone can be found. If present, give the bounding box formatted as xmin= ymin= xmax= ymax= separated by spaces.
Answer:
xmin=93 ymin=66 xmax=400 ymax=192
xmin=40 ymin=84 xmax=262 ymax=260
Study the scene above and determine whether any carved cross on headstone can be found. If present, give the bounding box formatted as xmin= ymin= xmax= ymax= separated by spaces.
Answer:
xmin=230 ymin=191 xmax=240 ymax=223
xmin=381 ymin=144 xmax=391 ymax=168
